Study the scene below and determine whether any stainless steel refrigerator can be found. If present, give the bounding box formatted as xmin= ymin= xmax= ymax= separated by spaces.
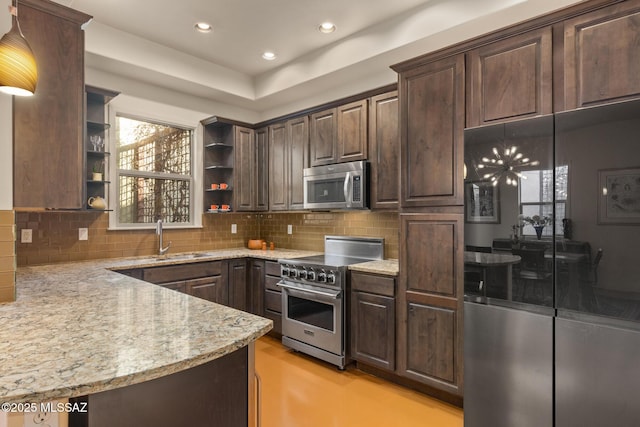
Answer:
xmin=463 ymin=99 xmax=640 ymax=427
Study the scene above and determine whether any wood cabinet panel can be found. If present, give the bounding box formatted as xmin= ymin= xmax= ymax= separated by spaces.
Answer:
xmin=404 ymin=302 xmax=456 ymax=383
xmin=351 ymin=271 xmax=395 ymax=297
xmin=310 ymin=109 xmax=337 ymax=166
xmin=467 ymin=27 xmax=553 ymax=126
xmin=351 ymin=291 xmax=395 ymax=371
xmin=255 ymin=127 xmax=269 ymax=211
xmin=265 ymin=261 xmax=281 ymax=277
xmin=249 ymin=259 xmax=265 ymax=315
xmin=229 ymin=259 xmax=247 ymax=311
xmin=268 ymin=123 xmax=287 ymax=211
xmin=369 ymin=91 xmax=399 ymax=210
xmin=398 ymin=212 xmax=463 ymax=395
xmin=13 ymin=2 xmax=90 ymax=209
xmin=187 ymin=275 xmax=228 ymax=305
xmin=399 ymin=54 xmax=465 ymax=208
xmin=288 ymin=116 xmax=309 ymax=210
xmin=337 ymin=99 xmax=368 ymax=163
xmin=234 ymin=126 xmax=255 ymax=211
xmin=142 ymin=261 xmax=223 ymax=284
xmin=563 ymin=1 xmax=640 ymax=109
xmin=264 ymin=289 xmax=282 ymax=313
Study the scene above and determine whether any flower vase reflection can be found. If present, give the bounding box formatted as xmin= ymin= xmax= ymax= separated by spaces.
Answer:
xmin=519 ymin=214 xmax=552 ymax=240
xmin=534 ymin=225 xmax=545 ymax=240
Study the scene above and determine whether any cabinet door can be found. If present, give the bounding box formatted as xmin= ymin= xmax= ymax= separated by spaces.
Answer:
xmin=351 ymin=291 xmax=395 ymax=371
xmin=287 ymin=116 xmax=309 ymax=210
xmin=467 ymin=26 xmax=553 ymax=126
xmin=13 ymin=2 xmax=90 ymax=209
xmin=310 ymin=108 xmax=337 ymax=166
xmin=369 ymin=91 xmax=399 ymax=210
xmin=254 ymin=127 xmax=269 ymax=211
xmin=398 ymin=213 xmax=464 ymax=396
xmin=268 ymin=122 xmax=288 ymax=211
xmin=186 ymin=275 xmax=228 ymax=305
xmin=234 ymin=126 xmax=255 ymax=211
xmin=563 ymin=1 xmax=640 ymax=110
xmin=399 ymin=54 xmax=465 ymax=208
xmin=229 ymin=259 xmax=248 ymax=311
xmin=249 ymin=259 xmax=265 ymax=315
xmin=337 ymin=99 xmax=368 ymax=163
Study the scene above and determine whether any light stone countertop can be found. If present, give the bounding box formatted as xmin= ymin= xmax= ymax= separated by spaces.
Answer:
xmin=348 ymin=259 xmax=399 ymax=276
xmin=0 ymin=248 xmax=320 ymax=404
xmin=1 ymin=247 xmax=395 ymax=403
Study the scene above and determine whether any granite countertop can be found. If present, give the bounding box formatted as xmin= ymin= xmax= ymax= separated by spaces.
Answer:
xmin=0 ymin=248 xmax=395 ymax=403
xmin=0 ymin=248 xmax=319 ymax=404
xmin=348 ymin=259 xmax=399 ymax=276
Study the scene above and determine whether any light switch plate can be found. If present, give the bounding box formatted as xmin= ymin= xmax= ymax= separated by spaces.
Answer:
xmin=231 ymin=224 xmax=237 ymax=234
xmin=21 ymin=229 xmax=32 ymax=243
xmin=287 ymin=224 xmax=293 ymax=235
xmin=79 ymin=228 xmax=88 ymax=241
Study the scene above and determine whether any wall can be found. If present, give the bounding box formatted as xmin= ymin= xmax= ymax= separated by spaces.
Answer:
xmin=0 ymin=1 xmax=15 ymax=303
xmin=16 ymin=211 xmax=399 ymax=266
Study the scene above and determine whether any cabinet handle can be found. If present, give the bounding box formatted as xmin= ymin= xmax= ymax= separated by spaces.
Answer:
xmin=255 ymin=371 xmax=262 ymax=427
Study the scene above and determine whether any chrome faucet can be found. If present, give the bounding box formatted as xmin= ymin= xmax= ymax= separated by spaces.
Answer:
xmin=156 ymin=219 xmax=171 ymax=256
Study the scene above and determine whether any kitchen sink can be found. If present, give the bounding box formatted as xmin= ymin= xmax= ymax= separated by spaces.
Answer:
xmin=154 ymin=252 xmax=216 ymax=261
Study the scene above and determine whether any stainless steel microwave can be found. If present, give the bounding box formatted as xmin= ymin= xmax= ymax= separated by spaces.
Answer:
xmin=303 ymin=160 xmax=368 ymax=210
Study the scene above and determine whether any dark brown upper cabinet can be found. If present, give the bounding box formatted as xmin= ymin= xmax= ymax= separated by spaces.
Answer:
xmin=467 ymin=26 xmax=553 ymax=127
xmin=254 ymin=127 xmax=270 ymax=211
xmin=563 ymin=1 xmax=640 ymax=110
xmin=310 ymin=99 xmax=368 ymax=166
xmin=13 ymin=1 xmax=91 ymax=209
xmin=268 ymin=117 xmax=308 ymax=211
xmin=369 ymin=91 xmax=399 ymax=210
xmin=397 ymin=54 xmax=465 ymax=208
xmin=233 ymin=126 xmax=256 ymax=211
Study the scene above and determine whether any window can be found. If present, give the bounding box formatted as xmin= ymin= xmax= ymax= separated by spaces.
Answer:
xmin=519 ymin=166 xmax=568 ymax=236
xmin=115 ymin=115 xmax=194 ymax=226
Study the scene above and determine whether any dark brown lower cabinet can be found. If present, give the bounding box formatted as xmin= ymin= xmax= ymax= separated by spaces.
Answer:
xmin=186 ymin=275 xmax=228 ymax=305
xmin=397 ymin=212 xmax=464 ymax=398
xmin=69 ymin=346 xmax=249 ymax=427
xmin=263 ymin=261 xmax=283 ymax=336
xmin=229 ymin=259 xmax=248 ymax=310
xmin=350 ymin=271 xmax=396 ymax=371
xmin=249 ymin=259 xmax=265 ymax=315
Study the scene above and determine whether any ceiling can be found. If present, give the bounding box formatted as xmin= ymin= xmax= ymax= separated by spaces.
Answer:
xmin=50 ymin=0 xmax=584 ymax=120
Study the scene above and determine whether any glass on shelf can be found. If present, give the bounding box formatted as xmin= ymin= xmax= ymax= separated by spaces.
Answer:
xmin=89 ymin=135 xmax=104 ymax=152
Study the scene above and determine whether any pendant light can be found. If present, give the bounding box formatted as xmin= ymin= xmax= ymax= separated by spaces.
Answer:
xmin=0 ymin=0 xmax=38 ymax=96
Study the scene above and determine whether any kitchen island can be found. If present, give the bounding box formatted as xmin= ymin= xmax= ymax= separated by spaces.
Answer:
xmin=1 ymin=250 xmax=314 ymax=426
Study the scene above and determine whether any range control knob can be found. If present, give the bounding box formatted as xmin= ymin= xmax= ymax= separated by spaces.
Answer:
xmin=299 ymin=269 xmax=308 ymax=280
xmin=289 ymin=267 xmax=298 ymax=278
xmin=281 ymin=266 xmax=289 ymax=277
xmin=317 ymin=270 xmax=327 ymax=282
xmin=307 ymin=269 xmax=316 ymax=281
xmin=326 ymin=271 xmax=336 ymax=284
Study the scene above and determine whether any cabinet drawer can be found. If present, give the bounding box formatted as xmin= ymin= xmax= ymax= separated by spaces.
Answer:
xmin=351 ymin=272 xmax=395 ymax=297
xmin=265 ymin=275 xmax=281 ymax=292
xmin=143 ymin=261 xmax=223 ymax=284
xmin=265 ymin=289 xmax=282 ymax=313
xmin=265 ymin=261 xmax=281 ymax=276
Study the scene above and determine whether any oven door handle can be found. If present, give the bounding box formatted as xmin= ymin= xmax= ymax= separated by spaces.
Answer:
xmin=277 ymin=281 xmax=341 ymax=300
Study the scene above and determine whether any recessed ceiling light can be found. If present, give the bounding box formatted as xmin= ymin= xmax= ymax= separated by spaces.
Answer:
xmin=262 ymin=51 xmax=276 ymax=61
xmin=319 ymin=22 xmax=336 ymax=33
xmin=194 ymin=22 xmax=212 ymax=33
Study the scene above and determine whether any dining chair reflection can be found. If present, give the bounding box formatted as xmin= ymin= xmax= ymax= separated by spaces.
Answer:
xmin=512 ymin=248 xmax=552 ymax=304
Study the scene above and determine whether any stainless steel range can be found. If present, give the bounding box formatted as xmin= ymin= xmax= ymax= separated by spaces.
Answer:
xmin=278 ymin=235 xmax=384 ymax=369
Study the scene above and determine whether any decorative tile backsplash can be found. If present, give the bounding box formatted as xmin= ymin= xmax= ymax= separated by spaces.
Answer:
xmin=16 ymin=211 xmax=399 ymax=266
xmin=0 ymin=210 xmax=16 ymax=302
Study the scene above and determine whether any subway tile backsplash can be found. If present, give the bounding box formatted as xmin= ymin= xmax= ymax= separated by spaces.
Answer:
xmin=0 ymin=210 xmax=16 ymax=302
xmin=15 ymin=211 xmax=399 ymax=266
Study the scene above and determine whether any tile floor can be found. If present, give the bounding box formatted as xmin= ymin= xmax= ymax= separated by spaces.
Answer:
xmin=255 ymin=336 xmax=463 ymax=427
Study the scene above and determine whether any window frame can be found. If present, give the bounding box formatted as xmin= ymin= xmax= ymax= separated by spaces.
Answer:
xmin=107 ymin=104 xmax=203 ymax=231
xmin=519 ymin=166 xmax=568 ymax=237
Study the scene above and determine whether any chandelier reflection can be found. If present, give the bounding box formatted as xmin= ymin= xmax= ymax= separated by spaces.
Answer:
xmin=478 ymin=146 xmax=539 ymax=187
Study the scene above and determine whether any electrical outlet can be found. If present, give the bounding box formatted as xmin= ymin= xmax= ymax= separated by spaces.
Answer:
xmin=21 ymin=229 xmax=32 ymax=243
xmin=287 ymin=224 xmax=293 ymax=235
xmin=79 ymin=228 xmax=88 ymax=241
xmin=24 ymin=410 xmax=59 ymax=427
xmin=231 ymin=224 xmax=237 ymax=234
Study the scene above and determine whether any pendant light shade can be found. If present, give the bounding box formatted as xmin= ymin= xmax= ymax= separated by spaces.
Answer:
xmin=0 ymin=4 xmax=37 ymax=97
